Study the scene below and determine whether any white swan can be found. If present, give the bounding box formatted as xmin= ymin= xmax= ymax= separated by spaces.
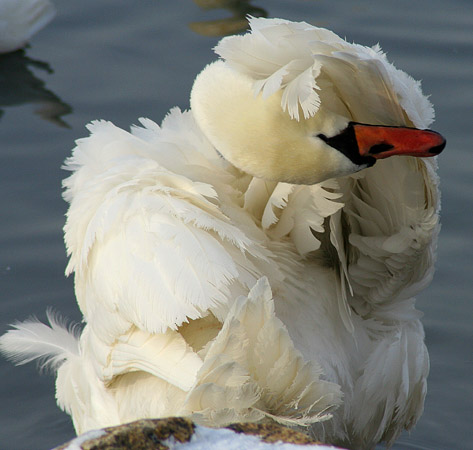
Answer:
xmin=0 ymin=18 xmax=445 ymax=449
xmin=0 ymin=0 xmax=55 ymax=53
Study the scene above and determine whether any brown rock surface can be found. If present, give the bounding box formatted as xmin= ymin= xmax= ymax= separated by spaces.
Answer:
xmin=53 ymin=417 xmax=342 ymax=449
xmin=53 ymin=417 xmax=195 ymax=450
xmin=226 ymin=422 xmax=320 ymax=445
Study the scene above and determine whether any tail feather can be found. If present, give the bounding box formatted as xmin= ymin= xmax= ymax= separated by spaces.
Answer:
xmin=0 ymin=309 xmax=80 ymax=371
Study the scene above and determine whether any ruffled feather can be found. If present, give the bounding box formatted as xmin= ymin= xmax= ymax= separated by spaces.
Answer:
xmin=215 ymin=16 xmax=434 ymax=127
xmin=0 ymin=309 xmax=79 ymax=371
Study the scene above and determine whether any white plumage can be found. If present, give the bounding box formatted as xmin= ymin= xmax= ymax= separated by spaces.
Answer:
xmin=0 ymin=18 xmax=445 ymax=449
xmin=0 ymin=0 xmax=55 ymax=53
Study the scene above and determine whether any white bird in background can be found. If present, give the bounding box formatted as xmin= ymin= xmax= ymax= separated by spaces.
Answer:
xmin=0 ymin=0 xmax=55 ymax=53
xmin=0 ymin=18 xmax=445 ymax=450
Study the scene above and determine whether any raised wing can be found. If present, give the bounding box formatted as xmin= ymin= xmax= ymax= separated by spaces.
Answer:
xmin=215 ymin=17 xmax=434 ymax=127
xmin=63 ymin=109 xmax=271 ymax=335
xmin=62 ymin=109 xmax=281 ymax=400
xmin=340 ymin=156 xmax=440 ymax=320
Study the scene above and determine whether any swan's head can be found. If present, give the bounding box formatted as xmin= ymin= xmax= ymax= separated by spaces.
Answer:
xmin=191 ymin=61 xmax=445 ymax=185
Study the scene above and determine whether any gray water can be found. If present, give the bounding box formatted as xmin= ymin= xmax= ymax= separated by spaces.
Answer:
xmin=0 ymin=1 xmax=472 ymax=449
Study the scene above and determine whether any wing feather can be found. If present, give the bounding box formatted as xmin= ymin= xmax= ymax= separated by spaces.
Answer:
xmin=351 ymin=321 xmax=429 ymax=446
xmin=102 ymin=328 xmax=203 ymax=391
xmin=214 ymin=16 xmax=433 ymax=126
xmin=63 ymin=111 xmax=269 ymax=336
xmin=333 ymin=157 xmax=440 ymax=321
xmin=181 ymin=278 xmax=342 ymax=427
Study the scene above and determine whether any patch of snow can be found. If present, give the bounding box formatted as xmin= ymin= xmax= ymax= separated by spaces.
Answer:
xmin=165 ymin=425 xmax=342 ymax=449
xmin=64 ymin=429 xmax=107 ymax=450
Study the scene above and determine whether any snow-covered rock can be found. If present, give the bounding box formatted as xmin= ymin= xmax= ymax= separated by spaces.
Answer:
xmin=53 ymin=417 xmax=347 ymax=450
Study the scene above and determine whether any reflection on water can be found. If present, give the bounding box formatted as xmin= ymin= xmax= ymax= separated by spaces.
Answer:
xmin=0 ymin=50 xmax=71 ymax=127
xmin=190 ymin=0 xmax=267 ymax=36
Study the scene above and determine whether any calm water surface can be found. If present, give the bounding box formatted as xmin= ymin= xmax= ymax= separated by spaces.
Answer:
xmin=1 ymin=1 xmax=472 ymax=449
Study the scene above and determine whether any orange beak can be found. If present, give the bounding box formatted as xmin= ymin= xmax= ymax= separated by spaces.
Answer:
xmin=352 ymin=123 xmax=446 ymax=159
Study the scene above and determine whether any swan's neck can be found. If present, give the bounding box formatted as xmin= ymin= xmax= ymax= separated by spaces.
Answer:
xmin=191 ymin=61 xmax=357 ymax=184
